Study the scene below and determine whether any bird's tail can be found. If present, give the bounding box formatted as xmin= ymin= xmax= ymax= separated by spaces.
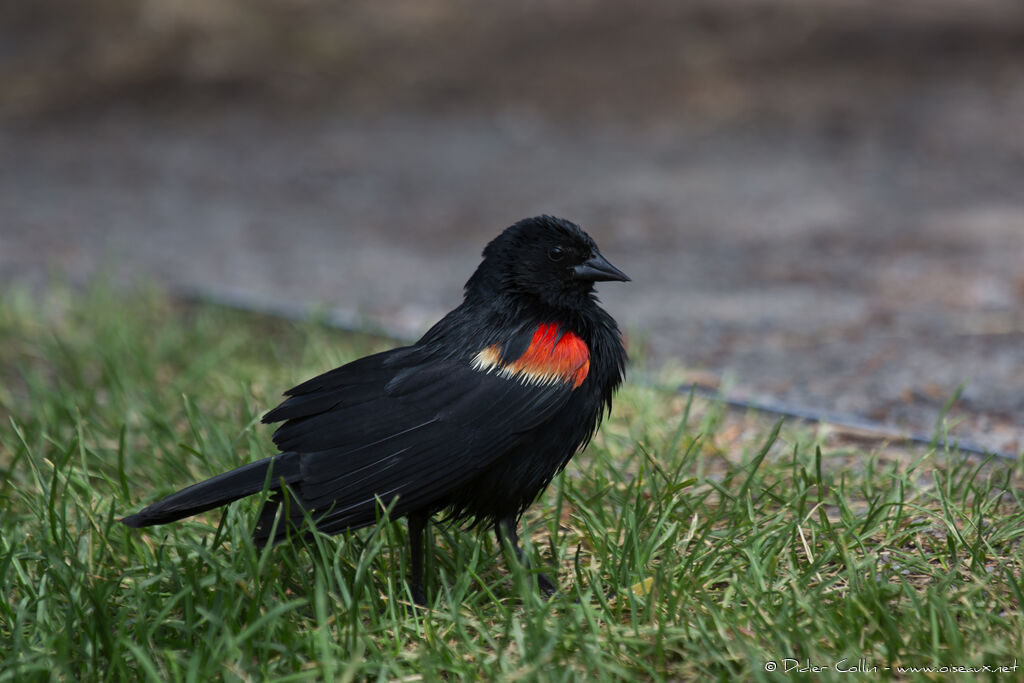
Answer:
xmin=120 ymin=453 xmax=301 ymax=528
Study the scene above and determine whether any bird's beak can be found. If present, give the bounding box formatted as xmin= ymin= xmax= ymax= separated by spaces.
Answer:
xmin=573 ymin=251 xmax=631 ymax=282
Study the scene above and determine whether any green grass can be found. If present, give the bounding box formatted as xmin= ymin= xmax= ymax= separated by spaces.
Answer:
xmin=2 ymin=284 xmax=1023 ymax=681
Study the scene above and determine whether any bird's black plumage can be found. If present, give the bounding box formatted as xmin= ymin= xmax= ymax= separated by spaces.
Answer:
xmin=121 ymin=215 xmax=629 ymax=602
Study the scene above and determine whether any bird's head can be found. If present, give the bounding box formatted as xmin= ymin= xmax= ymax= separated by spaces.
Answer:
xmin=465 ymin=215 xmax=630 ymax=311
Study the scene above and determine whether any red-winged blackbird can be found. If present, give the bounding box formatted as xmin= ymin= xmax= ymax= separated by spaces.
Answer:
xmin=122 ymin=215 xmax=629 ymax=603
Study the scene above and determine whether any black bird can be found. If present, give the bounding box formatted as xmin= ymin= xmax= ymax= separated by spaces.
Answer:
xmin=122 ymin=215 xmax=629 ymax=603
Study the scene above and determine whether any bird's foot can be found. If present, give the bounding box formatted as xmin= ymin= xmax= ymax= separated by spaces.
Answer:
xmin=408 ymin=579 xmax=428 ymax=608
xmin=537 ymin=572 xmax=558 ymax=598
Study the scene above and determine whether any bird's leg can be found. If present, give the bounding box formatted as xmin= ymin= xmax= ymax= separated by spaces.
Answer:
xmin=495 ymin=515 xmax=557 ymax=597
xmin=407 ymin=512 xmax=429 ymax=606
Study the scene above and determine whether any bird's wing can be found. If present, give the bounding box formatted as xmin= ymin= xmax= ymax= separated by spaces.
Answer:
xmin=260 ymin=329 xmax=588 ymax=531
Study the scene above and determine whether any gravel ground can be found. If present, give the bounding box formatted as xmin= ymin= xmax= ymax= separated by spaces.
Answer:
xmin=2 ymin=2 xmax=1023 ymax=456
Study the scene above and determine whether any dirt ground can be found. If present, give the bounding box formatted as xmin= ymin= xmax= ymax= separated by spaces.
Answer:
xmin=2 ymin=1 xmax=1023 ymax=456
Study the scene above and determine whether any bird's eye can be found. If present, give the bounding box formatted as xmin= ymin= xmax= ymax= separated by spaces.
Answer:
xmin=548 ymin=246 xmax=566 ymax=262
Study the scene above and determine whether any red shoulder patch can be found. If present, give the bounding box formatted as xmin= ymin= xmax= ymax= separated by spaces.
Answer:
xmin=472 ymin=323 xmax=590 ymax=389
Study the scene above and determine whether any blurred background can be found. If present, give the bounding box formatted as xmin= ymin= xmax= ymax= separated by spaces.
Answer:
xmin=2 ymin=0 xmax=1023 ymax=454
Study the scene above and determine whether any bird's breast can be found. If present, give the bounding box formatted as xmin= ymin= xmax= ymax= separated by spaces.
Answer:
xmin=471 ymin=322 xmax=590 ymax=389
